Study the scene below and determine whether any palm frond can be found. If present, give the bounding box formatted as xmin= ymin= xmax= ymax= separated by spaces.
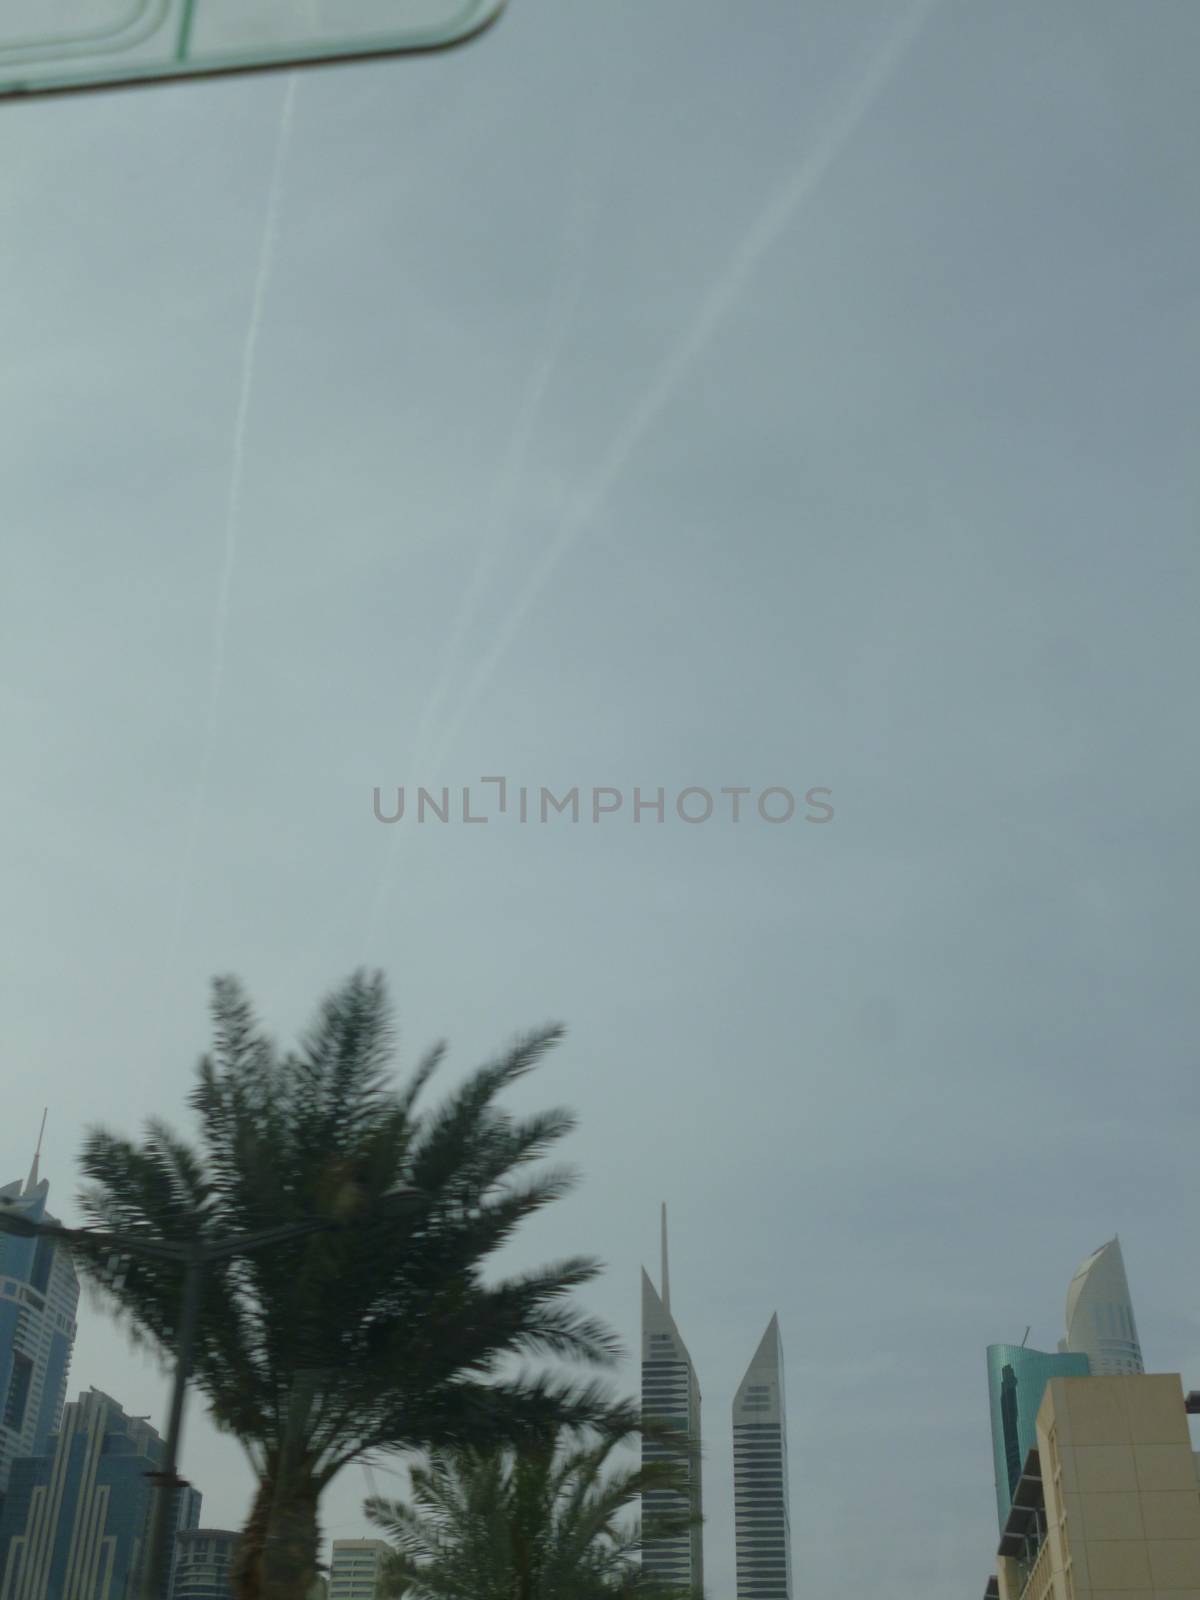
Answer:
xmin=365 ymin=1417 xmax=701 ymax=1600
xmin=72 ymin=975 xmax=622 ymax=1600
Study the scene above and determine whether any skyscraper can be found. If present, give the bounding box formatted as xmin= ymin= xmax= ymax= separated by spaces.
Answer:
xmin=0 ymin=1123 xmax=80 ymax=1504
xmin=0 ymin=1387 xmax=201 ymax=1599
xmin=640 ymin=1205 xmax=703 ymax=1596
xmin=732 ymin=1314 xmax=792 ymax=1600
xmin=1059 ymin=1236 xmax=1144 ymax=1375
xmin=985 ymin=1343 xmax=1089 ymax=1531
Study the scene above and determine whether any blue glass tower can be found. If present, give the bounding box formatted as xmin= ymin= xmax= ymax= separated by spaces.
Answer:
xmin=986 ymin=1344 xmax=1089 ymax=1530
xmin=0 ymin=1130 xmax=80 ymax=1503
xmin=0 ymin=1388 xmax=201 ymax=1599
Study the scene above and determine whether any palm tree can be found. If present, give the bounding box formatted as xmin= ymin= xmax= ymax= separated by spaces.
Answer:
xmin=71 ymin=971 xmax=638 ymax=1600
xmin=364 ymin=1419 xmax=700 ymax=1599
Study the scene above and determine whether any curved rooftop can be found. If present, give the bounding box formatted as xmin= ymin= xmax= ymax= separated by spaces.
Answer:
xmin=1062 ymin=1236 xmax=1143 ymax=1376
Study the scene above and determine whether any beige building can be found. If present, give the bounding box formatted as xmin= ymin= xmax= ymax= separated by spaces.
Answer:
xmin=986 ymin=1374 xmax=1200 ymax=1600
xmin=329 ymin=1538 xmax=389 ymax=1600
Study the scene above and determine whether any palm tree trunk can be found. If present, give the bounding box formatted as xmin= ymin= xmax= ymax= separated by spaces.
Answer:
xmin=261 ymin=1476 xmax=321 ymax=1598
xmin=230 ymin=1472 xmax=320 ymax=1600
xmin=230 ymin=1476 xmax=272 ymax=1600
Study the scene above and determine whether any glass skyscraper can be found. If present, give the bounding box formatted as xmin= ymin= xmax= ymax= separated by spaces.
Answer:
xmin=986 ymin=1344 xmax=1089 ymax=1530
xmin=640 ymin=1205 xmax=703 ymax=1597
xmin=0 ymin=1144 xmax=79 ymax=1505
xmin=0 ymin=1387 xmax=201 ymax=1599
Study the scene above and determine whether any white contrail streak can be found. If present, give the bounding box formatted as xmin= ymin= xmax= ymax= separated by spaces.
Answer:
xmin=422 ymin=0 xmax=941 ymax=783
xmin=358 ymin=184 xmax=602 ymax=958
xmin=411 ymin=219 xmax=590 ymax=779
xmin=169 ymin=75 xmax=298 ymax=955
xmin=360 ymin=0 xmax=937 ymax=950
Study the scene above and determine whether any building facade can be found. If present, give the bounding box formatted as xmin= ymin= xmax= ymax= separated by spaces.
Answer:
xmin=1059 ymin=1238 xmax=1144 ymax=1376
xmin=986 ymin=1373 xmax=1200 ymax=1600
xmin=328 ymin=1539 xmax=388 ymax=1600
xmin=640 ymin=1206 xmax=704 ymax=1597
xmin=732 ymin=1313 xmax=792 ymax=1600
xmin=987 ymin=1345 xmax=1091 ymax=1531
xmin=0 ymin=1152 xmax=80 ymax=1504
xmin=170 ymin=1528 xmax=238 ymax=1599
xmin=0 ymin=1387 xmax=200 ymax=1600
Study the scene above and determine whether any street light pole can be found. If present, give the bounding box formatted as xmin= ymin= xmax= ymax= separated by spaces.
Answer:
xmin=139 ymin=1242 xmax=204 ymax=1600
xmin=134 ymin=1218 xmax=350 ymax=1600
xmin=0 ymin=1207 xmax=342 ymax=1600
xmin=0 ymin=1184 xmax=423 ymax=1600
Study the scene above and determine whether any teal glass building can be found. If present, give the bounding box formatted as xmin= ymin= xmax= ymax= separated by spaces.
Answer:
xmin=986 ymin=1345 xmax=1090 ymax=1531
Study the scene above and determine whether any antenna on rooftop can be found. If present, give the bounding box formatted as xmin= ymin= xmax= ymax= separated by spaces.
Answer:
xmin=24 ymin=1108 xmax=48 ymax=1194
xmin=661 ymin=1202 xmax=670 ymax=1314
xmin=1020 ymin=1325 xmax=1031 ymax=1348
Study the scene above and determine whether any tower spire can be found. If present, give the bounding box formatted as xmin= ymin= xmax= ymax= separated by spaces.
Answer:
xmin=24 ymin=1108 xmax=47 ymax=1194
xmin=660 ymin=1201 xmax=670 ymax=1313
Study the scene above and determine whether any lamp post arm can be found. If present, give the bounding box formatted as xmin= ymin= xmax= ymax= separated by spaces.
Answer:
xmin=200 ymin=1217 xmax=339 ymax=1261
xmin=0 ymin=1208 xmax=188 ymax=1264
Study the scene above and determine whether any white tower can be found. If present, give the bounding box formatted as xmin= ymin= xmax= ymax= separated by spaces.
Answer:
xmin=1060 ymin=1236 xmax=1144 ymax=1375
xmin=733 ymin=1314 xmax=792 ymax=1600
xmin=640 ymin=1205 xmax=703 ymax=1596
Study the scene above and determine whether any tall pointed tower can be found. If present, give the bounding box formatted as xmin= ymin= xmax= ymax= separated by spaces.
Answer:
xmin=1059 ymin=1236 xmax=1144 ymax=1375
xmin=733 ymin=1314 xmax=792 ymax=1600
xmin=641 ymin=1204 xmax=703 ymax=1595
xmin=0 ymin=1115 xmax=81 ymax=1500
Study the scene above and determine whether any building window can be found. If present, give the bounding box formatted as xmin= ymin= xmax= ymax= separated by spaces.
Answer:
xmin=3 ymin=1354 xmax=33 ymax=1431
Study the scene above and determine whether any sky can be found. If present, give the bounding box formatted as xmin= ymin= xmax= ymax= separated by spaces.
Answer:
xmin=2 ymin=0 xmax=1199 ymax=1595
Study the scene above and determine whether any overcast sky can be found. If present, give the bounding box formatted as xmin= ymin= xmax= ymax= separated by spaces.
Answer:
xmin=2 ymin=0 xmax=1199 ymax=1595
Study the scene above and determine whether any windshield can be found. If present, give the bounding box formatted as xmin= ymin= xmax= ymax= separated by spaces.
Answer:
xmin=2 ymin=3 xmax=1197 ymax=1598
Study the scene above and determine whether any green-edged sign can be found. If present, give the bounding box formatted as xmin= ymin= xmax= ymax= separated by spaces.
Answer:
xmin=0 ymin=0 xmax=507 ymax=98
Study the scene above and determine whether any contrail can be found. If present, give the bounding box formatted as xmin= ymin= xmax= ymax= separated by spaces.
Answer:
xmin=358 ymin=131 xmax=613 ymax=958
xmin=360 ymin=0 xmax=937 ymax=949
xmin=420 ymin=0 xmax=940 ymax=786
xmin=169 ymin=74 xmax=298 ymax=956
xmin=410 ymin=207 xmax=592 ymax=779
xmin=357 ymin=239 xmax=588 ymax=957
